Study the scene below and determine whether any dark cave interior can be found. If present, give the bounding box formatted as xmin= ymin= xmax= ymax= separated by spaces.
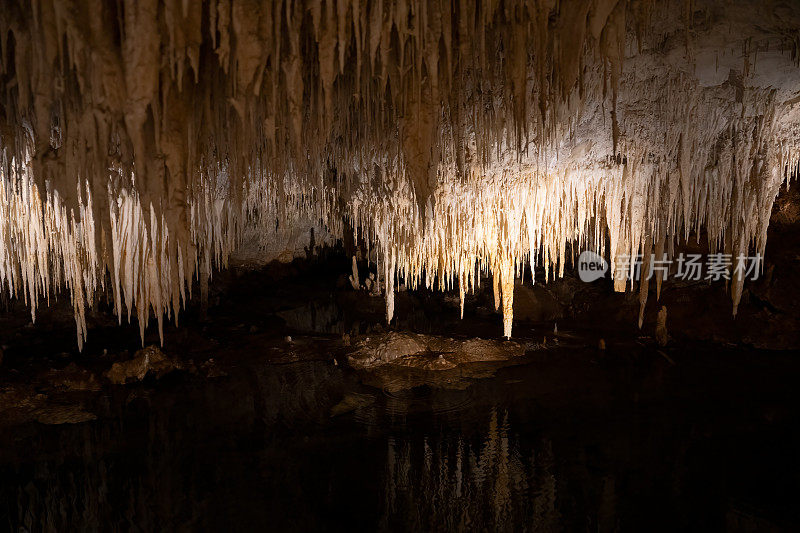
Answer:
xmin=2 ymin=0 xmax=800 ymax=530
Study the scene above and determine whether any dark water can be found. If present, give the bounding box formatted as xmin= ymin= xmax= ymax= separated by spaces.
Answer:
xmin=1 ymin=346 xmax=799 ymax=532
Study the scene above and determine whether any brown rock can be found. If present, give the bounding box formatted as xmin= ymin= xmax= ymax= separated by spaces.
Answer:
xmin=105 ymin=346 xmax=182 ymax=385
xmin=454 ymin=339 xmax=524 ymax=363
xmin=347 ymin=332 xmax=524 ymax=370
xmin=347 ymin=332 xmax=427 ymax=369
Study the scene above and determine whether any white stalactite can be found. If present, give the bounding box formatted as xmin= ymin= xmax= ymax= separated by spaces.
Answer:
xmin=1 ymin=0 xmax=799 ymax=346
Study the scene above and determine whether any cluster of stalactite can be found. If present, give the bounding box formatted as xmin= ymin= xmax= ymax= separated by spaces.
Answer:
xmin=1 ymin=0 xmax=799 ymax=346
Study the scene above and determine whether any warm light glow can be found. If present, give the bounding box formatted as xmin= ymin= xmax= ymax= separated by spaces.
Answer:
xmin=1 ymin=0 xmax=798 ymax=346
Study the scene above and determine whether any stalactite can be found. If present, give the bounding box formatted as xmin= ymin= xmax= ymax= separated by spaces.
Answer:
xmin=1 ymin=0 xmax=799 ymax=347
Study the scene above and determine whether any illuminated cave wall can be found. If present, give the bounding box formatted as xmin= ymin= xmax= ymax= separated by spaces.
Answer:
xmin=1 ymin=0 xmax=799 ymax=347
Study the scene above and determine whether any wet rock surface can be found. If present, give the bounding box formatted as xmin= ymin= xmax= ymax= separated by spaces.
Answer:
xmin=345 ymin=332 xmax=528 ymax=393
xmin=347 ymin=332 xmax=428 ymax=368
xmin=347 ymin=332 xmax=524 ymax=370
xmin=105 ymin=346 xmax=183 ymax=385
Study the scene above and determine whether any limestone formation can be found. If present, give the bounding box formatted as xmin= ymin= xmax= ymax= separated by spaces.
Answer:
xmin=1 ymin=1 xmax=799 ymax=346
xmin=348 ymin=332 xmax=524 ymax=369
xmin=348 ymin=256 xmax=360 ymax=290
xmin=105 ymin=346 xmax=182 ymax=385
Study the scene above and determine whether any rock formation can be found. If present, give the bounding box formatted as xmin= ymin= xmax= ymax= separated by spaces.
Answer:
xmin=1 ymin=0 xmax=799 ymax=346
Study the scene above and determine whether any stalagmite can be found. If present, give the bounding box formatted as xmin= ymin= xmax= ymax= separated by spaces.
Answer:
xmin=0 ymin=0 xmax=799 ymax=347
xmin=349 ymin=256 xmax=360 ymax=290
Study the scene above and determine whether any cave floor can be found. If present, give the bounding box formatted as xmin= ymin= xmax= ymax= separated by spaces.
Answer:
xmin=0 ymin=254 xmax=799 ymax=530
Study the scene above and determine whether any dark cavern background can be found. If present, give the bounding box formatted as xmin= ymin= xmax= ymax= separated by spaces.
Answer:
xmin=2 ymin=0 xmax=800 ymax=530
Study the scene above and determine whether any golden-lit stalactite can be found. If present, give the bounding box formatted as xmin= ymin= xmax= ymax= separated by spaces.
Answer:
xmin=1 ymin=0 xmax=800 ymax=346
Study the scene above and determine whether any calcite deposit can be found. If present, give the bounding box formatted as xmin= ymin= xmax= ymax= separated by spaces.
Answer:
xmin=1 ymin=0 xmax=799 ymax=346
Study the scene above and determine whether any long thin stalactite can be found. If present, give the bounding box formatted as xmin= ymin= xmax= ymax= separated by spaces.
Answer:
xmin=1 ymin=0 xmax=799 ymax=347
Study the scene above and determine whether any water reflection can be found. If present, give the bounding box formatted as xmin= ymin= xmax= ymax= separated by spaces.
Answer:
xmin=382 ymin=408 xmax=564 ymax=532
xmin=277 ymin=300 xmax=346 ymax=335
xmin=0 ymin=352 xmax=797 ymax=530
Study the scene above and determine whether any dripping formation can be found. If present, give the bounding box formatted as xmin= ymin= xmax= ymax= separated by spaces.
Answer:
xmin=1 ymin=0 xmax=800 ymax=347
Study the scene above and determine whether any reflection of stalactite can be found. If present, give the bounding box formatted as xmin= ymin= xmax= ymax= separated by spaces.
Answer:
xmin=2 ymin=360 xmax=348 ymax=530
xmin=531 ymin=439 xmax=559 ymax=531
xmin=381 ymin=408 xmax=564 ymax=531
xmin=277 ymin=301 xmax=345 ymax=335
xmin=4 ymin=413 xmax=195 ymax=531
xmin=599 ymin=476 xmax=618 ymax=532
